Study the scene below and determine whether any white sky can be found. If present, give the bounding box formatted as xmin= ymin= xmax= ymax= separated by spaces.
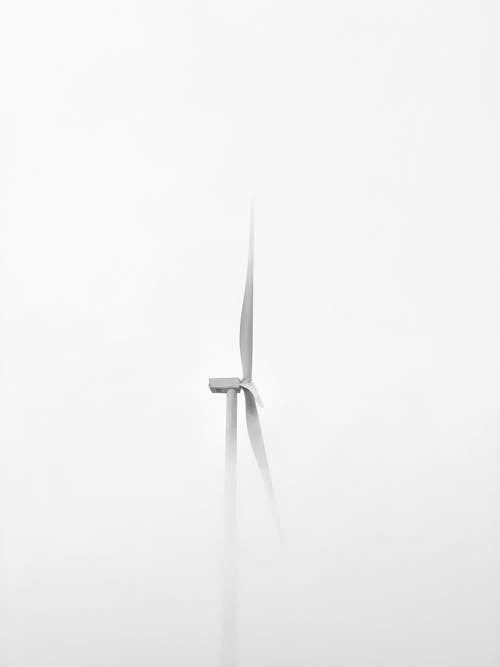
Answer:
xmin=0 ymin=1 xmax=499 ymax=666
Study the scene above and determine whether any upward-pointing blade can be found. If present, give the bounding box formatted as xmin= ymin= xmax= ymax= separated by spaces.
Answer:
xmin=243 ymin=388 xmax=281 ymax=536
xmin=239 ymin=206 xmax=254 ymax=380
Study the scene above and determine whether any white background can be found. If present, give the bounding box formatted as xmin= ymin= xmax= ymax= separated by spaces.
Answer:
xmin=0 ymin=1 xmax=498 ymax=665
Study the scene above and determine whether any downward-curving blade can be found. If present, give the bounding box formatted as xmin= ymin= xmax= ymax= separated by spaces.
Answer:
xmin=239 ymin=206 xmax=254 ymax=380
xmin=243 ymin=388 xmax=281 ymax=536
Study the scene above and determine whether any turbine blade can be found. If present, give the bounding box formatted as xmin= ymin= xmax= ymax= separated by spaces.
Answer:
xmin=239 ymin=206 xmax=254 ymax=379
xmin=243 ymin=388 xmax=281 ymax=536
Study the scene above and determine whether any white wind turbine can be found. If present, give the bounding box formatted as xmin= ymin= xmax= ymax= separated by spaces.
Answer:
xmin=209 ymin=207 xmax=280 ymax=667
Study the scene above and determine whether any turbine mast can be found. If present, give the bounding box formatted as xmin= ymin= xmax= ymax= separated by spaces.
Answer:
xmin=223 ymin=387 xmax=238 ymax=667
xmin=209 ymin=378 xmax=241 ymax=667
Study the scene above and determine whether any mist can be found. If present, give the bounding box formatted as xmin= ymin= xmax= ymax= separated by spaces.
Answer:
xmin=0 ymin=1 xmax=498 ymax=665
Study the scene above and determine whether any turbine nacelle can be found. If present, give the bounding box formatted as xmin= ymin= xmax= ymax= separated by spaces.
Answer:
xmin=208 ymin=377 xmax=242 ymax=394
xmin=208 ymin=377 xmax=263 ymax=407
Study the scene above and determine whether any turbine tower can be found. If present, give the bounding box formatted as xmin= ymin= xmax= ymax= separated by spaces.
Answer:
xmin=209 ymin=207 xmax=279 ymax=667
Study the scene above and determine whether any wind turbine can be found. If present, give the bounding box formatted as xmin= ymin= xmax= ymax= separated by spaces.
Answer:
xmin=209 ymin=207 xmax=280 ymax=667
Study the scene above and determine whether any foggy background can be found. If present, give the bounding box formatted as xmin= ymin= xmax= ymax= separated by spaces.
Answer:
xmin=0 ymin=1 xmax=498 ymax=665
